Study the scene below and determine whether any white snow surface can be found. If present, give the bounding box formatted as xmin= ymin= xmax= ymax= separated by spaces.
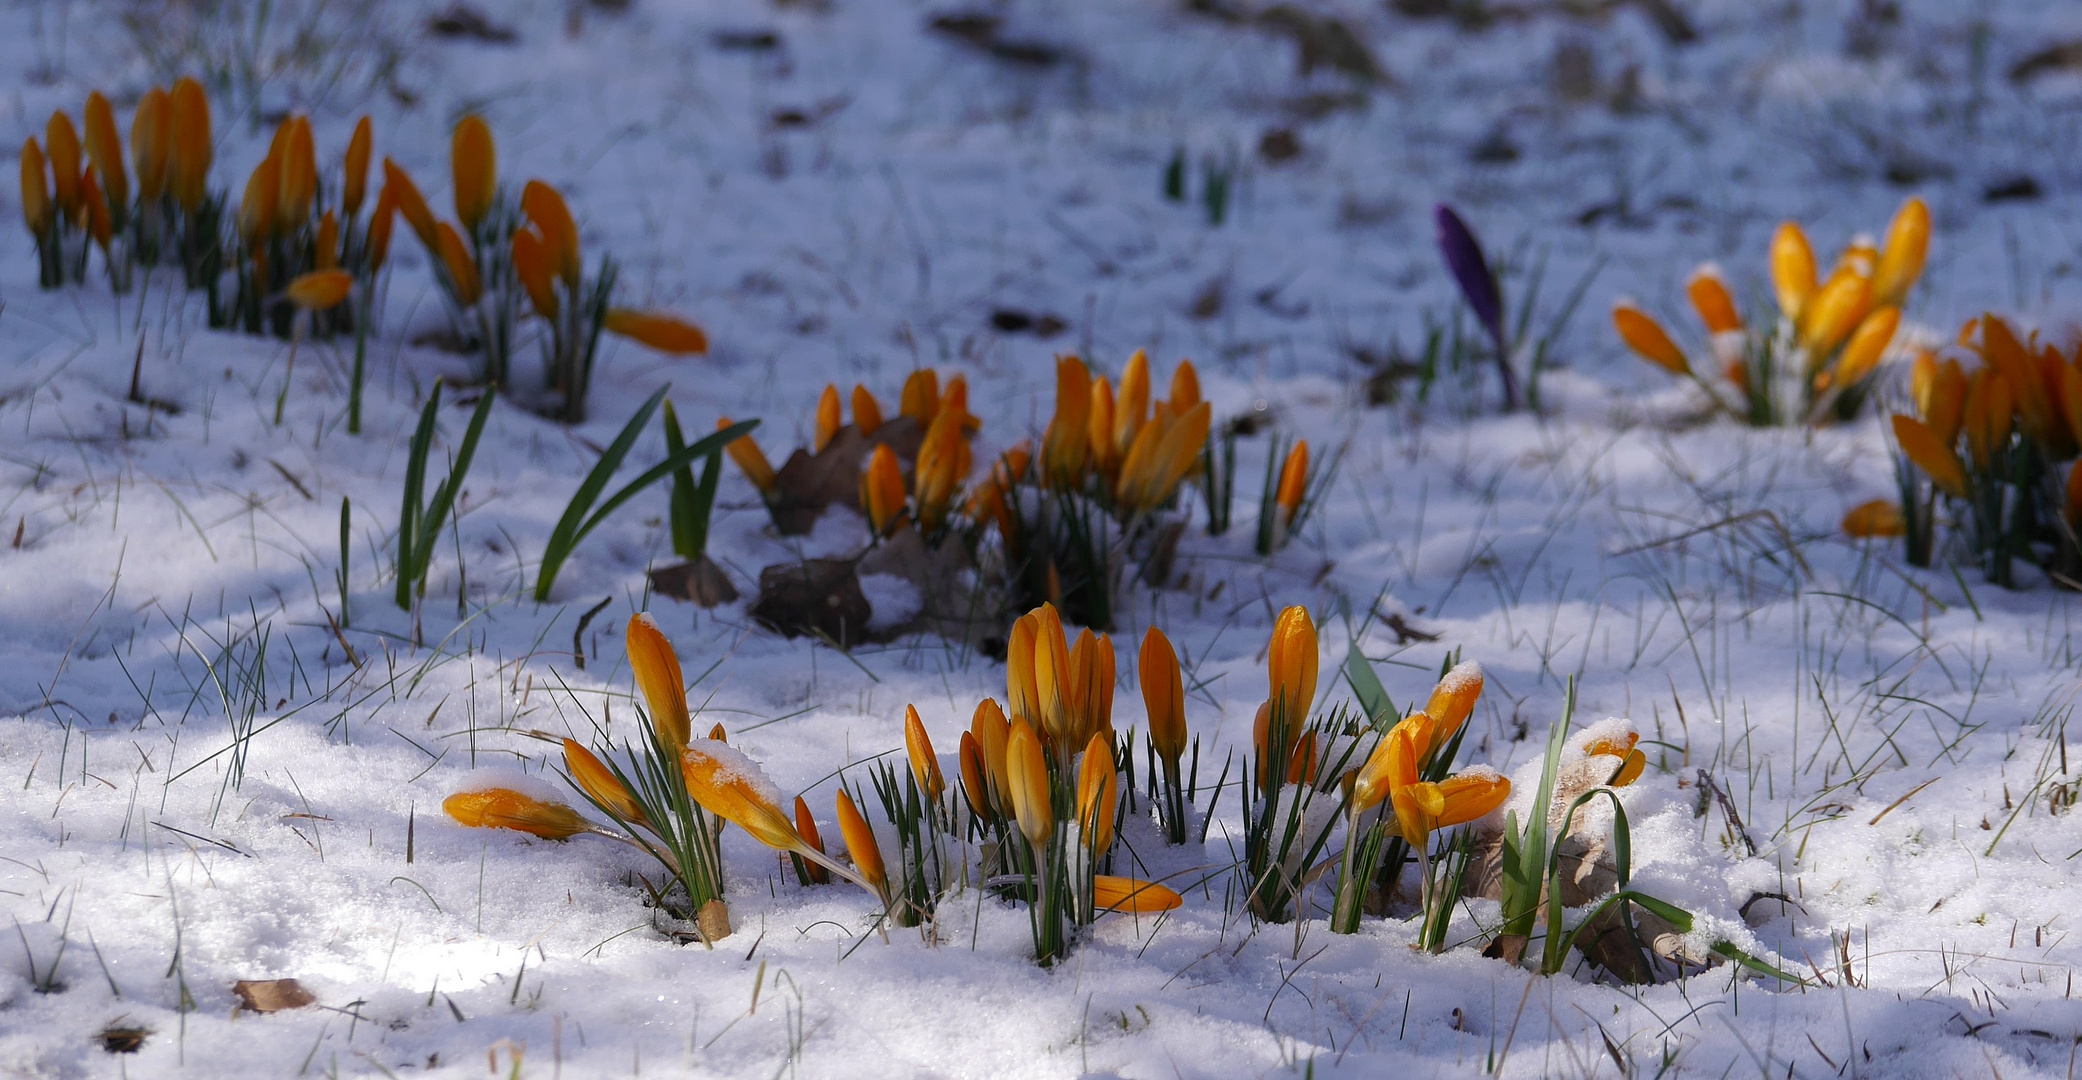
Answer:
xmin=0 ymin=0 xmax=2079 ymax=1077
xmin=859 ymin=572 xmax=924 ymax=632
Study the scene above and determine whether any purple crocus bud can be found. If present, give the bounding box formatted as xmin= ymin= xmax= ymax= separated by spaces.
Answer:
xmin=1433 ymin=203 xmax=1504 ymax=353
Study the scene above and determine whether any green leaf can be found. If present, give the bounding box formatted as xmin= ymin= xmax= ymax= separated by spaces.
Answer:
xmin=1500 ymin=683 xmax=1574 ymax=938
xmin=413 ymin=387 xmax=496 ymax=581
xmin=1342 ymin=641 xmax=1396 ymax=731
xmin=663 ymin=400 xmax=700 ymax=560
xmin=535 ymin=387 xmax=672 ymax=598
xmin=1710 ymin=941 xmax=1805 ymax=985
xmin=1546 ymin=889 xmax=1685 ymax=977
xmin=394 ymin=384 xmax=442 ymax=609
xmin=1618 ymin=890 xmax=1693 ymax=932
xmin=533 ymin=386 xmax=757 ymax=600
xmin=690 ymin=448 xmax=722 ymax=558
xmin=1543 ymin=787 xmax=1630 ymax=974
xmin=567 ymin=421 xmax=753 ymax=560
xmin=1253 ymin=434 xmax=1285 ymax=556
xmin=392 ymin=384 xmax=492 ymax=611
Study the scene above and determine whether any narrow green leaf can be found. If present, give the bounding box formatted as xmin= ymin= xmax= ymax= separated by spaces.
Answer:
xmin=535 ymin=387 xmax=671 ymax=597
xmin=1616 ymin=890 xmax=1694 ymax=933
xmin=569 ymin=421 xmax=754 ymax=555
xmin=1342 ymin=641 xmax=1395 ymax=731
xmin=1253 ymin=434 xmax=1284 ymax=556
xmin=1542 ymin=788 xmax=1629 ymax=974
xmin=413 ymin=387 xmax=496 ymax=583
xmin=533 ymin=389 xmax=757 ymax=600
xmin=663 ymin=400 xmax=698 ymax=560
xmin=1500 ymin=683 xmax=1574 ymax=939
xmin=690 ymin=449 xmax=722 ymax=559
xmin=394 ymin=384 xmax=442 ymax=610
xmin=1710 ymin=941 xmax=1804 ymax=984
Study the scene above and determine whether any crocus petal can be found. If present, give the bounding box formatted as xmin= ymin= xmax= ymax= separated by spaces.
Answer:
xmin=285 ymin=269 xmax=353 ymax=311
xmin=682 ymin=743 xmax=802 ymax=853
xmin=1140 ymin=628 xmax=1185 ymax=766
xmin=626 ymin=613 xmax=691 ymax=751
xmin=1093 ymin=875 xmax=1183 ymax=913
xmin=1434 ymin=204 xmax=1503 ymax=351
xmin=444 ymin=787 xmax=588 ymax=840
xmin=605 ymin=309 xmax=709 ymax=355
xmin=835 ymin=788 xmax=885 ymax=890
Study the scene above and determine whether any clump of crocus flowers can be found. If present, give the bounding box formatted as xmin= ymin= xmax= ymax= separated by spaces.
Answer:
xmin=223 ymin=111 xmax=390 ymax=339
xmin=384 ymin=117 xmax=708 ymax=420
xmin=21 ymin=82 xmax=222 ymax=292
xmin=719 ymin=368 xmax=979 ymax=540
xmin=1614 ymin=196 xmax=1927 ymax=426
xmin=861 ymin=371 xmax=977 ymax=541
xmin=16 ymin=83 xmax=709 ymax=425
xmin=448 ymin=605 xmax=1180 ymax=959
xmin=1230 ymin=607 xmax=1511 ymax=931
xmin=715 ymin=359 xmax=1274 ymax=641
xmin=1033 ymin=350 xmax=1210 ymax=519
xmin=1331 ymin=658 xmax=1508 ymax=938
xmin=18 ymin=84 xmax=386 ymax=331
xmin=1868 ymin=313 xmax=2082 ymax=587
xmin=445 ymin=615 xmax=883 ymax=942
xmin=437 ymin=604 xmax=1727 ymax=976
xmin=964 ymin=602 xmax=1185 ymax=963
xmin=1003 ymin=351 xmax=1211 ymax=629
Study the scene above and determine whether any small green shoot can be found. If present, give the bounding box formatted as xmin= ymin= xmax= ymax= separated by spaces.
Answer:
xmin=533 ymin=388 xmax=754 ymax=601
xmin=394 ymin=383 xmax=496 ymax=612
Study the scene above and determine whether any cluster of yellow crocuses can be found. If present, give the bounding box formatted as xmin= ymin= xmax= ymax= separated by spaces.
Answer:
xmin=439 ymin=604 xmax=1537 ymax=961
xmin=719 ymin=368 xmax=979 ymax=539
xmin=1615 ymin=197 xmax=1927 ymax=425
xmin=992 ymin=351 xmax=1214 ymax=623
xmin=1891 ymin=315 xmax=2082 ymax=507
xmin=718 ymin=352 xmax=1210 ymax=577
xmin=1038 ymin=350 xmax=1211 ymax=517
xmin=445 ymin=609 xmax=1181 ymax=951
xmin=867 ymin=372 xmax=977 ymax=538
xmin=1348 ymin=662 xmax=1510 ymax=858
xmin=22 ymin=82 xmax=707 ymax=419
xmin=1314 ymin=643 xmax=1511 ymax=935
xmin=22 ymin=79 xmax=215 ymax=289
xmin=1850 ymin=313 xmax=2082 ymax=585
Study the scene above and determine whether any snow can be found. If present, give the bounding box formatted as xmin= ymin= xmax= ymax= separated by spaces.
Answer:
xmin=859 ymin=572 xmax=924 ymax=632
xmin=1432 ymin=659 xmax=1482 ymax=699
xmin=0 ymin=0 xmax=2079 ymax=1076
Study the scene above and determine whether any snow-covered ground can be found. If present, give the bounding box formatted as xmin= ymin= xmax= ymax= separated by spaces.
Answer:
xmin=3 ymin=0 xmax=2082 ymax=1075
